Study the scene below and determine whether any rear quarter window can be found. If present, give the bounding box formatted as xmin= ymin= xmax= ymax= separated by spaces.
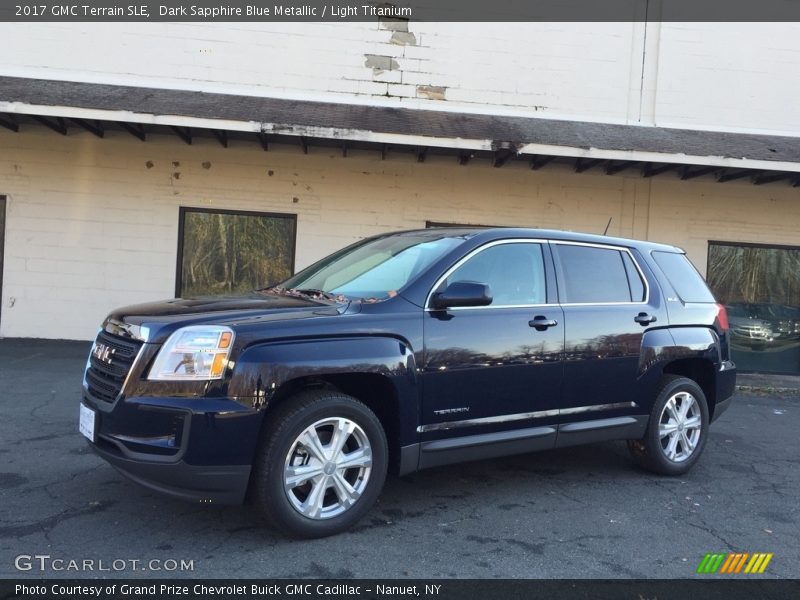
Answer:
xmin=652 ymin=251 xmax=715 ymax=303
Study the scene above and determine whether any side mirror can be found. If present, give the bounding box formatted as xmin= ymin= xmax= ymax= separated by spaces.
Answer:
xmin=432 ymin=281 xmax=492 ymax=310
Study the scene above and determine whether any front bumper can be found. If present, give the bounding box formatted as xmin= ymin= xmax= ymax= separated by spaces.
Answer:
xmin=90 ymin=440 xmax=251 ymax=504
xmin=83 ymin=392 xmax=264 ymax=505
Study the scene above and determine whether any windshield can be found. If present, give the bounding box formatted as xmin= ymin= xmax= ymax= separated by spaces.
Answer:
xmin=279 ymin=233 xmax=466 ymax=301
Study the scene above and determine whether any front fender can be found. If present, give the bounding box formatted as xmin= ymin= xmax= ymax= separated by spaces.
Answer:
xmin=228 ymin=336 xmax=419 ymax=439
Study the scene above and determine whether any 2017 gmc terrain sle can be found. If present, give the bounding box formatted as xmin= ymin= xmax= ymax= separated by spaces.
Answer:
xmin=80 ymin=228 xmax=736 ymax=537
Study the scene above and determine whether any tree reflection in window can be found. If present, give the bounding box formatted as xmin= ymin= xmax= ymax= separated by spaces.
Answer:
xmin=708 ymin=241 xmax=800 ymax=374
xmin=178 ymin=208 xmax=296 ymax=297
xmin=708 ymin=243 xmax=800 ymax=305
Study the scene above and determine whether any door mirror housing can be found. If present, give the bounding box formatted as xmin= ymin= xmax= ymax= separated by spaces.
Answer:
xmin=431 ymin=281 xmax=493 ymax=309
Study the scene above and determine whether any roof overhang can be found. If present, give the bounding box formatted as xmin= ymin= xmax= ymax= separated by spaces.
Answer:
xmin=1 ymin=76 xmax=799 ymax=184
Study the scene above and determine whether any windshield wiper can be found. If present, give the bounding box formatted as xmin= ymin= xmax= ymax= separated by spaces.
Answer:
xmin=260 ymin=286 xmax=347 ymax=303
xmin=291 ymin=288 xmax=342 ymax=302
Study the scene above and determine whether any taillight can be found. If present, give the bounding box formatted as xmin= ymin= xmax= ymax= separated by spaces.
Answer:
xmin=716 ymin=303 xmax=729 ymax=331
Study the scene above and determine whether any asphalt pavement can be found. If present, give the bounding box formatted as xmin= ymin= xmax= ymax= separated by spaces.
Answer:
xmin=1 ymin=339 xmax=797 ymax=579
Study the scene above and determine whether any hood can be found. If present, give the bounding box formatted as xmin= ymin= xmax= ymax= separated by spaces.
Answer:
xmin=105 ymin=292 xmax=346 ymax=343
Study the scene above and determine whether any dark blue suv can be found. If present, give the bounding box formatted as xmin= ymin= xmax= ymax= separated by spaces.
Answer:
xmin=80 ymin=228 xmax=736 ymax=537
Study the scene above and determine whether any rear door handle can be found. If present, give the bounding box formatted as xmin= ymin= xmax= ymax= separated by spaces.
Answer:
xmin=634 ymin=312 xmax=657 ymax=325
xmin=529 ymin=316 xmax=558 ymax=331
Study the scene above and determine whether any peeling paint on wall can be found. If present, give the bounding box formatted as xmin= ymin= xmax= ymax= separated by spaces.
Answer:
xmin=417 ymin=85 xmax=447 ymax=101
xmin=365 ymin=54 xmax=400 ymax=74
xmin=391 ymin=31 xmax=416 ymax=46
xmin=380 ymin=18 xmax=409 ymax=32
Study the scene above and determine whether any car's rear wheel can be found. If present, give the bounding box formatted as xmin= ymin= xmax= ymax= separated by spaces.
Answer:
xmin=628 ymin=375 xmax=709 ymax=476
xmin=250 ymin=389 xmax=388 ymax=538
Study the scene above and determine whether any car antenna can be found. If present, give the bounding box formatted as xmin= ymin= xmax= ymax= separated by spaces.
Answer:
xmin=603 ymin=217 xmax=613 ymax=235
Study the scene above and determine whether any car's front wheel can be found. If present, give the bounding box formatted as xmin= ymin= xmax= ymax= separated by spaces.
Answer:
xmin=628 ymin=375 xmax=709 ymax=476
xmin=250 ymin=389 xmax=388 ymax=538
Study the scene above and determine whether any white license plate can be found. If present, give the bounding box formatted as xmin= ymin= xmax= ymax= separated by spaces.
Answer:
xmin=79 ymin=403 xmax=96 ymax=442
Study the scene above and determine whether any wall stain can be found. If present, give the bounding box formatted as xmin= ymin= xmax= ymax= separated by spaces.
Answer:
xmin=417 ymin=85 xmax=446 ymax=101
xmin=391 ymin=31 xmax=417 ymax=46
xmin=365 ymin=54 xmax=400 ymax=74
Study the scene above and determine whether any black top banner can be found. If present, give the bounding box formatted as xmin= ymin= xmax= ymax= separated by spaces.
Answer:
xmin=3 ymin=0 xmax=800 ymax=22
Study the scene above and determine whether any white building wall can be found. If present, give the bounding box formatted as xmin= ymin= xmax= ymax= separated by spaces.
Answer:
xmin=2 ymin=126 xmax=798 ymax=340
xmin=1 ymin=23 xmax=799 ymax=133
xmin=653 ymin=23 xmax=800 ymax=133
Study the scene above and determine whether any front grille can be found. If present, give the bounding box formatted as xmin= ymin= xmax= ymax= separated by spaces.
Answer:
xmin=85 ymin=330 xmax=143 ymax=402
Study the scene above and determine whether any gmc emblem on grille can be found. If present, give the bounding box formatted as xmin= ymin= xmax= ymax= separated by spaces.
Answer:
xmin=93 ymin=342 xmax=116 ymax=365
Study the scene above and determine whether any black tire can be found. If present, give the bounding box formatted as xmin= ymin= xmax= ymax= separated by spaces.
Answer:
xmin=250 ymin=388 xmax=388 ymax=538
xmin=628 ymin=375 xmax=709 ymax=476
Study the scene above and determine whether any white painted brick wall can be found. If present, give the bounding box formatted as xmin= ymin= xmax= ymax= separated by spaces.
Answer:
xmin=1 ymin=23 xmax=799 ymax=132
xmin=2 ymin=127 xmax=798 ymax=340
xmin=654 ymin=23 xmax=800 ymax=133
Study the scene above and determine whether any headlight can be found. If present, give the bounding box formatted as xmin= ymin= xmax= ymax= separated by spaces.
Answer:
xmin=148 ymin=326 xmax=234 ymax=381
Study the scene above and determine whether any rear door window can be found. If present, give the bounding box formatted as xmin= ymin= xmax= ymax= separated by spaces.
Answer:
xmin=622 ymin=251 xmax=646 ymax=302
xmin=555 ymin=244 xmax=644 ymax=303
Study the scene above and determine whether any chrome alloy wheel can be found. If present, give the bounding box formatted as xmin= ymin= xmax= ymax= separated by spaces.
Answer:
xmin=658 ymin=391 xmax=702 ymax=463
xmin=283 ymin=417 xmax=373 ymax=520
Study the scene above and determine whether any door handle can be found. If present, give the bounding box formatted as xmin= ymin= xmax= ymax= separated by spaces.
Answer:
xmin=529 ymin=316 xmax=558 ymax=331
xmin=634 ymin=312 xmax=657 ymax=325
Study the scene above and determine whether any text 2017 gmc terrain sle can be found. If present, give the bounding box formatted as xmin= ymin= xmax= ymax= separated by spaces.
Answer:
xmin=80 ymin=228 xmax=736 ymax=537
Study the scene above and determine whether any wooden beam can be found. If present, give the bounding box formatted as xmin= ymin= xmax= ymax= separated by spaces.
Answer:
xmin=574 ymin=158 xmax=602 ymax=173
xmin=70 ymin=118 xmax=104 ymax=138
xmin=170 ymin=125 xmax=192 ymax=145
xmin=716 ymin=169 xmax=753 ymax=183
xmin=257 ymin=132 xmax=269 ymax=151
xmin=530 ymin=155 xmax=555 ymax=170
xmin=0 ymin=114 xmax=19 ymax=132
xmin=681 ymin=165 xmax=718 ymax=180
xmin=211 ymin=129 xmax=228 ymax=148
xmin=341 ymin=141 xmax=347 ymax=157
xmin=381 ymin=144 xmax=388 ymax=160
xmin=605 ymin=160 xmax=636 ymax=175
xmin=299 ymin=136 xmax=308 ymax=154
xmin=493 ymin=148 xmax=515 ymax=168
xmin=119 ymin=122 xmax=146 ymax=141
xmin=32 ymin=115 xmax=67 ymax=135
xmin=753 ymin=172 xmax=791 ymax=185
xmin=641 ymin=163 xmax=676 ymax=178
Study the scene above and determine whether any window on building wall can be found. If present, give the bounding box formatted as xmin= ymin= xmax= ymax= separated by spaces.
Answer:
xmin=176 ymin=207 xmax=297 ymax=297
xmin=707 ymin=241 xmax=800 ymax=375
